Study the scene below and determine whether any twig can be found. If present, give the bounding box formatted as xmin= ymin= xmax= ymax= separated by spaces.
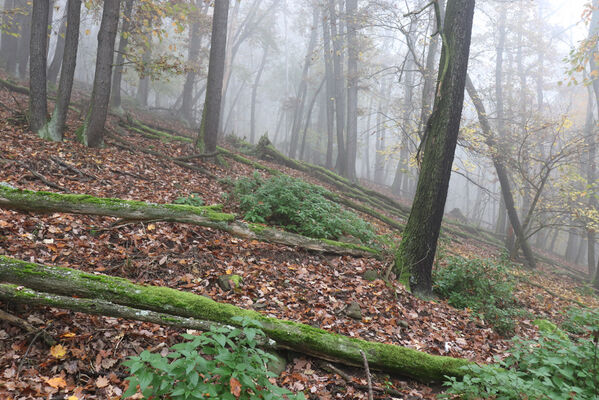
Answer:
xmin=320 ymin=361 xmax=405 ymax=397
xmin=49 ymin=156 xmax=97 ymax=180
xmin=175 ymin=152 xmax=219 ymax=161
xmin=3 ymin=158 xmax=72 ymax=193
xmin=109 ymin=168 xmax=150 ymax=181
xmin=0 ymin=309 xmax=55 ymax=346
xmin=360 ymin=350 xmax=374 ymax=400
xmin=16 ymin=330 xmax=45 ymax=377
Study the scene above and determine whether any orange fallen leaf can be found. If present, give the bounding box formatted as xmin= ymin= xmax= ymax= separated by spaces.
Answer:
xmin=230 ymin=377 xmax=241 ymax=398
xmin=47 ymin=376 xmax=67 ymax=389
xmin=50 ymin=344 xmax=68 ymax=359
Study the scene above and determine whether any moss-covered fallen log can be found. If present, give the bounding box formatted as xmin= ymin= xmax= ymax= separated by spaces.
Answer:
xmin=0 ymin=185 xmax=379 ymax=258
xmin=0 ymin=256 xmax=472 ymax=382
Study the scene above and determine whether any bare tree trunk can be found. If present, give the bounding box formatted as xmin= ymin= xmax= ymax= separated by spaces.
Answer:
xmin=364 ymin=96 xmax=373 ymax=181
xmin=110 ymin=0 xmax=134 ymax=112
xmin=250 ymin=45 xmax=269 ymax=144
xmin=300 ymin=77 xmax=325 ymax=160
xmin=289 ymin=7 xmax=319 ymax=159
xmin=322 ymin=9 xmax=335 ymax=170
xmin=395 ymin=0 xmax=476 ymax=296
xmin=494 ymin=4 xmax=508 ymax=237
xmin=136 ymin=32 xmax=152 ymax=107
xmin=196 ymin=0 xmax=229 ymax=153
xmin=47 ymin=10 xmax=67 ymax=85
xmin=16 ymin=0 xmax=31 ymax=78
xmin=39 ymin=0 xmax=81 ymax=142
xmin=79 ymin=0 xmax=121 ymax=147
xmin=328 ymin=0 xmax=346 ymax=176
xmin=28 ymin=0 xmax=49 ymax=133
xmin=465 ymin=76 xmax=537 ymax=270
xmin=345 ymin=0 xmax=358 ymax=181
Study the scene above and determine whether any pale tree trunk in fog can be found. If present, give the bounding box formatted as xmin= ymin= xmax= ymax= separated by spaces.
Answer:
xmin=364 ymin=96 xmax=373 ymax=181
xmin=80 ymin=0 xmax=121 ymax=148
xmin=300 ymin=77 xmax=325 ymax=160
xmin=196 ymin=0 xmax=229 ymax=153
xmin=223 ymin=80 xmax=246 ymax=135
xmin=39 ymin=0 xmax=81 ymax=142
xmin=136 ymin=33 xmax=152 ymax=107
xmin=181 ymin=1 xmax=208 ymax=125
xmin=328 ymin=0 xmax=346 ymax=176
xmin=374 ymin=103 xmax=385 ymax=185
xmin=345 ymin=0 xmax=358 ymax=181
xmin=250 ymin=45 xmax=269 ymax=144
xmin=585 ymin=89 xmax=596 ymax=277
xmin=16 ymin=0 xmax=31 ymax=79
xmin=466 ymin=76 xmax=537 ymax=270
xmin=110 ymin=0 xmax=135 ymax=112
xmin=395 ymin=0 xmax=476 ymax=297
xmin=565 ymin=228 xmax=579 ymax=263
xmin=28 ymin=0 xmax=49 ymax=133
xmin=322 ymin=10 xmax=335 ymax=170
xmin=0 ymin=0 xmax=19 ymax=75
xmin=289 ymin=7 xmax=319 ymax=159
xmin=494 ymin=4 xmax=508 ymax=237
xmin=48 ymin=12 xmax=67 ymax=86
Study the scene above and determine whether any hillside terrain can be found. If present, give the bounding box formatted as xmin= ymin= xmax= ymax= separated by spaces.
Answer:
xmin=0 ymin=80 xmax=598 ymax=399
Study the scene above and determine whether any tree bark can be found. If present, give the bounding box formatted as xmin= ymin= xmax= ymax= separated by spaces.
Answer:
xmin=136 ymin=33 xmax=152 ymax=108
xmin=28 ymin=0 xmax=49 ymax=133
xmin=322 ymin=9 xmax=336 ymax=170
xmin=328 ymin=0 xmax=346 ymax=176
xmin=465 ymin=76 xmax=537 ymax=269
xmin=197 ymin=0 xmax=229 ymax=153
xmin=0 ymin=256 xmax=471 ymax=382
xmin=39 ymin=0 xmax=81 ymax=142
xmin=250 ymin=45 xmax=268 ymax=144
xmin=0 ymin=0 xmax=19 ymax=75
xmin=494 ymin=5 xmax=508 ymax=237
xmin=0 ymin=185 xmax=379 ymax=258
xmin=47 ymin=11 xmax=67 ymax=86
xmin=394 ymin=0 xmax=476 ymax=297
xmin=299 ymin=77 xmax=326 ymax=161
xmin=16 ymin=0 xmax=31 ymax=79
xmin=345 ymin=0 xmax=358 ymax=181
xmin=110 ymin=0 xmax=135 ymax=112
xmin=80 ymin=0 xmax=121 ymax=147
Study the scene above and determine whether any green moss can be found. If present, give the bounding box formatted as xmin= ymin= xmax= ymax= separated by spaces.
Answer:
xmin=131 ymin=121 xmax=192 ymax=143
xmin=248 ymin=223 xmax=268 ymax=234
xmin=321 ymin=238 xmax=380 ymax=256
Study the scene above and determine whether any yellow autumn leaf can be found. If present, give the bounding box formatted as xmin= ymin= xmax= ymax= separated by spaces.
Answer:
xmin=85 ymin=29 xmax=90 ymax=36
xmin=67 ymin=396 xmax=79 ymax=400
xmin=50 ymin=344 xmax=68 ymax=359
xmin=147 ymin=224 xmax=156 ymax=231
xmin=47 ymin=376 xmax=67 ymax=388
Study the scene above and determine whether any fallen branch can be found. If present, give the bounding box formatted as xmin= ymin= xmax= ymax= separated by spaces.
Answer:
xmin=0 ymin=308 xmax=55 ymax=346
xmin=3 ymin=158 xmax=72 ymax=193
xmin=0 ymin=256 xmax=472 ymax=382
xmin=0 ymin=185 xmax=380 ymax=258
xmin=321 ymin=361 xmax=405 ymax=398
xmin=49 ymin=156 xmax=97 ymax=180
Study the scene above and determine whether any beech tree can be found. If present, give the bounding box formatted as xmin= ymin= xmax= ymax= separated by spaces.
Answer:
xmin=28 ymin=0 xmax=49 ymax=133
xmin=196 ymin=0 xmax=230 ymax=153
xmin=79 ymin=0 xmax=122 ymax=148
xmin=394 ymin=0 xmax=476 ymax=297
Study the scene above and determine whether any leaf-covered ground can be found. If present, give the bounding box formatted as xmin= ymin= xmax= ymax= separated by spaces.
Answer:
xmin=1 ymin=82 xmax=598 ymax=399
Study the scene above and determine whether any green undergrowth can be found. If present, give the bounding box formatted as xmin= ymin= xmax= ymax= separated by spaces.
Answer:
xmin=442 ymin=307 xmax=599 ymax=399
xmin=433 ymin=255 xmax=523 ymax=336
xmin=230 ymin=172 xmax=378 ymax=246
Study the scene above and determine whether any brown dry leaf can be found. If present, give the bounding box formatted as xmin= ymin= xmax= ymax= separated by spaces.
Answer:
xmin=96 ymin=375 xmax=109 ymax=388
xmin=229 ymin=377 xmax=242 ymax=398
xmin=50 ymin=344 xmax=68 ymax=359
xmin=46 ymin=376 xmax=67 ymax=389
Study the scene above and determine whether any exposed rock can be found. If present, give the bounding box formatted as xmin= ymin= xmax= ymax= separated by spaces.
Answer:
xmin=217 ymin=274 xmax=243 ymax=291
xmin=363 ymin=269 xmax=379 ymax=282
xmin=345 ymin=301 xmax=362 ymax=320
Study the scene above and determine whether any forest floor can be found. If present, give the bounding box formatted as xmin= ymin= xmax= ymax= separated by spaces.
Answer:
xmin=1 ymin=80 xmax=598 ymax=400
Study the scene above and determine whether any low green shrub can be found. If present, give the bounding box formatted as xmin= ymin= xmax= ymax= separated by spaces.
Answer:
xmin=433 ymin=256 xmax=521 ymax=335
xmin=123 ymin=316 xmax=304 ymax=400
xmin=561 ymin=307 xmax=599 ymax=335
xmin=174 ymin=193 xmax=204 ymax=207
xmin=231 ymin=172 xmax=376 ymax=245
xmin=442 ymin=331 xmax=599 ymax=399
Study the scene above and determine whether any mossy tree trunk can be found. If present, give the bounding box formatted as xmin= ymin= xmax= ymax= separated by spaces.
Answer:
xmin=0 ymin=256 xmax=472 ymax=382
xmin=0 ymin=185 xmax=379 ymax=258
xmin=394 ymin=0 xmax=475 ymax=297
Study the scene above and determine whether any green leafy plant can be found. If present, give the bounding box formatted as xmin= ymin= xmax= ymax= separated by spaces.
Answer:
xmin=561 ymin=307 xmax=599 ymax=335
xmin=433 ymin=256 xmax=521 ymax=336
xmin=231 ymin=172 xmax=376 ymax=245
xmin=123 ymin=316 xmax=304 ymax=400
xmin=174 ymin=193 xmax=204 ymax=207
xmin=442 ymin=330 xmax=599 ymax=399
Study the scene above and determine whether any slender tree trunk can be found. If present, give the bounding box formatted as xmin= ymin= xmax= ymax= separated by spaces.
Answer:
xmin=364 ymin=96 xmax=373 ymax=181
xmin=289 ymin=7 xmax=319 ymax=159
xmin=47 ymin=11 xmax=67 ymax=85
xmin=197 ymin=0 xmax=229 ymax=153
xmin=494 ymin=4 xmax=508 ymax=237
xmin=328 ymin=0 xmax=346 ymax=175
xmin=345 ymin=0 xmax=358 ymax=181
xmin=136 ymin=33 xmax=152 ymax=107
xmin=322 ymin=9 xmax=336 ymax=170
xmin=110 ymin=0 xmax=134 ymax=112
xmin=28 ymin=0 xmax=49 ymax=133
xmin=39 ymin=0 xmax=81 ymax=142
xmin=250 ymin=45 xmax=268 ymax=144
xmin=394 ymin=0 xmax=476 ymax=296
xmin=223 ymin=80 xmax=246 ymax=135
xmin=465 ymin=76 xmax=537 ymax=270
xmin=300 ymin=77 xmax=325 ymax=161
xmin=16 ymin=0 xmax=31 ymax=78
xmin=374 ymin=94 xmax=386 ymax=185
xmin=585 ymin=89 xmax=597 ymax=277
xmin=79 ymin=0 xmax=121 ymax=148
